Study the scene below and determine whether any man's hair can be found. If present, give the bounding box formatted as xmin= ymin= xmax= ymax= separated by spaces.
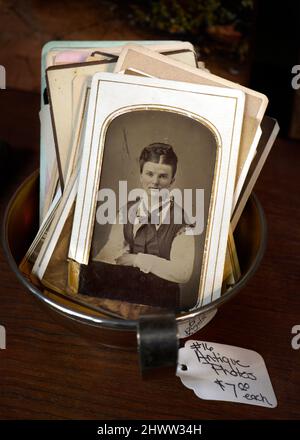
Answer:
xmin=139 ymin=143 xmax=178 ymax=177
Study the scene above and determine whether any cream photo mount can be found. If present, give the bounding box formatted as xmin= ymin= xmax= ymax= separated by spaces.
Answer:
xmin=32 ymin=168 xmax=79 ymax=280
xmin=45 ymin=41 xmax=198 ymax=69
xmin=68 ymin=72 xmax=245 ymax=306
xmin=113 ymin=44 xmax=269 ymax=209
xmin=45 ymin=44 xmax=198 ymax=191
xmin=40 ymin=40 xmax=187 ymax=226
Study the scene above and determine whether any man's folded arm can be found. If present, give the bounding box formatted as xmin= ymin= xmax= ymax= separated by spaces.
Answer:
xmin=134 ymin=232 xmax=195 ymax=283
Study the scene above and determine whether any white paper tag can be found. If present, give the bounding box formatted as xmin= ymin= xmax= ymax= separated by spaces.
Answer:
xmin=177 ymin=340 xmax=277 ymax=408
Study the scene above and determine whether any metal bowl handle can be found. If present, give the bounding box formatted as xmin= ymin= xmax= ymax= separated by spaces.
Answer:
xmin=137 ymin=312 xmax=178 ymax=377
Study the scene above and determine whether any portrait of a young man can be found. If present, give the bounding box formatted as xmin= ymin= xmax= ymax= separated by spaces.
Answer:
xmin=79 ymin=109 xmax=217 ymax=311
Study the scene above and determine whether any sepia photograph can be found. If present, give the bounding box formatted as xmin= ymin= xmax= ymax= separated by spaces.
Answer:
xmin=68 ymin=72 xmax=245 ymax=307
xmin=79 ymin=109 xmax=217 ymax=310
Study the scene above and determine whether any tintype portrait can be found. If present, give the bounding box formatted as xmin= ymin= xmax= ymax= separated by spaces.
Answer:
xmin=79 ymin=109 xmax=217 ymax=310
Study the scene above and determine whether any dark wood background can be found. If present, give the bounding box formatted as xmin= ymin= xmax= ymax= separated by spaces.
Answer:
xmin=0 ymin=89 xmax=299 ymax=420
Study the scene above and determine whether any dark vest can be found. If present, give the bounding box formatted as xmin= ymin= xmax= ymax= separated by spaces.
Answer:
xmin=123 ymin=200 xmax=187 ymax=260
xmin=79 ymin=200 xmax=191 ymax=311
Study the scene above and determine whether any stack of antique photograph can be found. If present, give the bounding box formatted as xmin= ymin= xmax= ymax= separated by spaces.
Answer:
xmin=19 ymin=41 xmax=279 ymax=320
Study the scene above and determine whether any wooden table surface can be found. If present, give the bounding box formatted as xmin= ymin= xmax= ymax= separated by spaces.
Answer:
xmin=0 ymin=90 xmax=299 ymax=420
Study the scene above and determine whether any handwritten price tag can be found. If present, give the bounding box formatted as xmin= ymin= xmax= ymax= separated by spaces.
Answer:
xmin=177 ymin=340 xmax=277 ymax=408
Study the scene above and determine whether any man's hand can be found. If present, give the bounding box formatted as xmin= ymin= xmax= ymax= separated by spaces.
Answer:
xmin=116 ymin=253 xmax=137 ymax=267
